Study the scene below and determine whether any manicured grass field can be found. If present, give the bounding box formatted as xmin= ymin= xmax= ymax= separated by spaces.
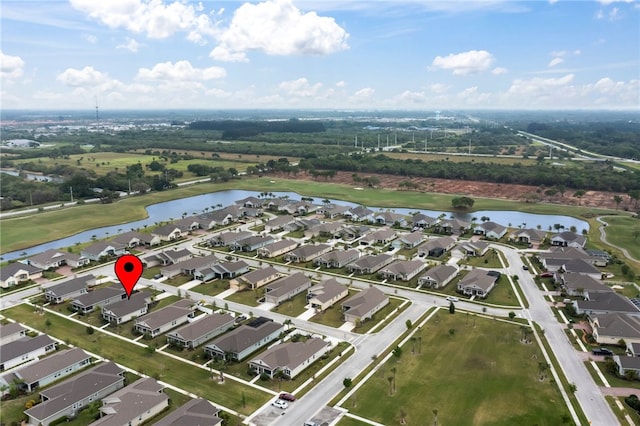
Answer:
xmin=225 ymin=288 xmax=262 ymax=307
xmin=271 ymin=292 xmax=310 ymax=317
xmin=190 ymin=280 xmax=230 ymax=297
xmin=344 ymin=312 xmax=571 ymax=426
xmin=600 ymin=215 xmax=640 ymax=261
xmin=383 ymin=151 xmax=539 ymax=166
xmin=2 ymin=304 xmax=270 ymax=415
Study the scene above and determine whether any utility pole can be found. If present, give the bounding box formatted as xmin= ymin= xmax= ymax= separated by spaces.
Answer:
xmin=70 ymin=186 xmax=73 ymax=203
xmin=128 ymin=178 xmax=132 ymax=194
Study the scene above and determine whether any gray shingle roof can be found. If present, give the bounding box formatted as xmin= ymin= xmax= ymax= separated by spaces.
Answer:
xmin=419 ymin=264 xmax=458 ymax=283
xmin=0 ymin=262 xmax=42 ymax=281
xmin=206 ymin=320 xmax=283 ymax=354
xmin=250 ymin=338 xmax=328 ymax=371
xmin=152 ymin=398 xmax=221 ymax=426
xmin=0 ymin=334 xmax=55 ymax=364
xmin=342 ymin=287 xmax=388 ymax=318
xmin=0 ymin=322 xmax=26 ymax=339
xmin=308 ymin=279 xmax=347 ymax=304
xmin=236 ymin=266 xmax=279 ymax=286
xmin=14 ymin=348 xmax=90 ymax=384
xmin=135 ymin=300 xmax=194 ymax=330
xmin=167 ymin=313 xmax=235 ymax=342
xmin=265 ymin=273 xmax=311 ymax=298
xmin=46 ymin=275 xmax=95 ymax=298
xmin=102 ymin=291 xmax=151 ymax=318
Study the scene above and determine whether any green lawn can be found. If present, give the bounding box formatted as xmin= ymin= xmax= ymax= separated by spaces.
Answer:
xmin=225 ymin=289 xmax=262 ymax=307
xmin=355 ymin=297 xmax=404 ymax=334
xmin=164 ymin=274 xmax=194 ymax=287
xmin=2 ymin=304 xmax=270 ymax=415
xmin=271 ymin=292 xmax=310 ymax=317
xmin=600 ymin=215 xmax=640 ymax=261
xmin=484 ymin=276 xmax=521 ymax=307
xmin=310 ymin=290 xmax=356 ymax=328
xmin=190 ymin=280 xmax=230 ymax=297
xmin=344 ymin=313 xmax=572 ymax=426
xmin=336 ymin=416 xmax=370 ymax=426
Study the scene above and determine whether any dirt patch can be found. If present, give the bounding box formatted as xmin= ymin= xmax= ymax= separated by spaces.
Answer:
xmin=273 ymin=171 xmax=635 ymax=211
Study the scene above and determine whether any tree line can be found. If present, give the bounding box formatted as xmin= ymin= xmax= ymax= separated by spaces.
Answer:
xmin=299 ymin=153 xmax=640 ymax=192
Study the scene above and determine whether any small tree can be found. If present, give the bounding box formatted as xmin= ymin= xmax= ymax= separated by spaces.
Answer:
xmin=392 ymin=345 xmax=403 ymax=358
xmin=405 ymin=319 xmax=413 ymax=330
xmin=508 ymin=311 xmax=516 ymax=320
xmin=343 ymin=377 xmax=352 ymax=388
xmin=449 ymin=302 xmax=455 ymax=314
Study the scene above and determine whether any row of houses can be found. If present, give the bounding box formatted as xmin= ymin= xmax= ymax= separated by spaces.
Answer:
xmin=12 ymin=357 xmax=222 ymax=426
xmin=0 ymin=324 xmax=57 ymax=372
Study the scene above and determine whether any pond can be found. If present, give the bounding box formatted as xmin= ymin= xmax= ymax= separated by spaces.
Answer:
xmin=1 ymin=189 xmax=589 ymax=261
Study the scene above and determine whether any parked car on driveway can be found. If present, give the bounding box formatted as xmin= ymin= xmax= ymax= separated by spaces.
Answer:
xmin=272 ymin=399 xmax=288 ymax=409
xmin=592 ymin=347 xmax=614 ymax=356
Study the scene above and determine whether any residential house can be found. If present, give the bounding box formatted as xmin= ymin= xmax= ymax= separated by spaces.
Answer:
xmin=204 ymin=318 xmax=284 ymax=361
xmin=457 ymin=269 xmax=499 ymax=298
xmin=418 ymin=265 xmax=459 ymax=289
xmin=437 ymin=218 xmax=470 ymax=234
xmin=248 ymin=338 xmax=330 ymax=379
xmin=573 ymin=292 xmax=640 ymax=317
xmin=557 ymin=259 xmax=602 ymax=280
xmin=627 ymin=342 xmax=640 ymax=357
xmin=344 ymin=206 xmax=375 ymax=222
xmin=142 ymin=248 xmax=192 ymax=267
xmin=508 ymin=228 xmax=547 ymax=245
xmin=613 ymin=356 xmax=640 ymax=378
xmin=151 ymin=224 xmax=187 ymax=242
xmin=160 ymin=254 xmax=218 ymax=279
xmin=0 ymin=262 xmax=42 ymax=288
xmin=339 ymin=225 xmax=371 ymax=241
xmin=265 ymin=215 xmax=296 ymax=232
xmin=307 ymin=278 xmax=348 ymax=312
xmin=558 ymin=272 xmax=609 ymax=298
xmin=324 ymin=205 xmax=351 ymax=219
xmin=230 ymin=235 xmax=276 ymax=252
xmin=230 ymin=266 xmax=280 ymax=290
xmin=195 ymin=209 xmax=234 ymax=229
xmin=305 ymin=221 xmax=343 ymax=238
xmin=112 ymin=231 xmax=160 ymax=248
xmin=0 ymin=323 xmax=27 ymax=343
xmin=24 ymin=362 xmax=125 ymax=426
xmin=102 ymin=291 xmax=153 ymax=324
xmin=551 ymin=231 xmax=587 ymax=248
xmin=134 ymin=299 xmax=196 ymax=338
xmin=257 ymin=239 xmax=298 ymax=258
xmin=27 ymin=248 xmax=89 ymax=270
xmin=474 ymin=221 xmax=507 ymax=239
xmin=0 ymin=334 xmax=56 ymax=372
xmin=539 ymin=246 xmax=607 ymax=269
xmin=359 ymin=228 xmax=397 ymax=246
xmin=153 ymin=399 xmax=222 ymax=426
xmin=392 ymin=231 xmax=425 ymax=249
xmin=81 ymin=241 xmax=127 ymax=261
xmin=342 ymin=287 xmax=389 ymax=323
xmin=590 ymin=313 xmax=640 ymax=345
xmin=264 ymin=273 xmax=312 ymax=305
xmin=347 ymin=254 xmax=394 ymax=275
xmin=89 ymin=377 xmax=168 ymax=426
xmin=235 ymin=196 xmax=264 ymax=208
xmin=378 ymin=260 xmax=426 ymax=281
xmin=174 ymin=216 xmax=202 ymax=231
xmin=284 ymin=244 xmax=332 ymax=263
xmin=411 ymin=213 xmax=438 ymax=229
xmin=166 ymin=312 xmax=236 ymax=349
xmin=373 ymin=211 xmax=407 ymax=227
xmin=45 ymin=275 xmax=96 ymax=303
xmin=7 ymin=348 xmax=91 ymax=393
xmin=71 ymin=284 xmax=126 ymax=314
xmin=456 ymin=241 xmax=490 ymax=257
xmin=417 ymin=237 xmax=456 ymax=258
xmin=208 ymin=230 xmax=251 ymax=247
xmin=313 ymin=249 xmax=360 ymax=268
xmin=194 ymin=260 xmax=250 ymax=282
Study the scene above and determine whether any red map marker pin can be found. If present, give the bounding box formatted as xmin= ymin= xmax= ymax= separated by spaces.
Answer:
xmin=115 ymin=254 xmax=143 ymax=299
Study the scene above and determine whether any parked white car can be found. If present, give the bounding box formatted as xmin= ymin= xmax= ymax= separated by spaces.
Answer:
xmin=446 ymin=296 xmax=459 ymax=302
xmin=272 ymin=399 xmax=288 ymax=409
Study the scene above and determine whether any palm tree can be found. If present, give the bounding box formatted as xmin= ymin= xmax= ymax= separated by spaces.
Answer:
xmin=613 ymin=195 xmax=623 ymax=210
xmin=433 ymin=409 xmax=439 ymax=426
xmin=387 ymin=376 xmax=394 ymax=395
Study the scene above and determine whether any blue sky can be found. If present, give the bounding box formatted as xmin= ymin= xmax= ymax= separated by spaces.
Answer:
xmin=1 ymin=0 xmax=638 ymax=110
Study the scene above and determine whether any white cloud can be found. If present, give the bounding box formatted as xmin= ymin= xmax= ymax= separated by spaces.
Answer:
xmin=597 ymin=0 xmax=635 ymax=4
xmin=209 ymin=46 xmax=248 ymax=63
xmin=507 ymin=74 xmax=575 ymax=96
xmin=428 ymin=83 xmax=450 ymax=94
xmin=395 ymin=90 xmax=427 ymax=103
xmin=278 ymin=77 xmax=322 ymax=97
xmin=69 ymin=0 xmax=216 ymax=40
xmin=136 ymin=60 xmax=226 ymax=81
xmin=548 ymin=57 xmax=564 ymax=67
xmin=82 ymin=33 xmax=97 ymax=43
xmin=212 ymin=0 xmax=349 ymax=60
xmin=492 ymin=67 xmax=508 ymax=75
xmin=457 ymin=86 xmax=492 ymax=105
xmin=431 ymin=50 xmax=495 ymax=75
xmin=335 ymin=81 xmax=346 ymax=87
xmin=116 ymin=38 xmax=142 ymax=52
xmin=57 ymin=66 xmax=110 ymax=87
xmin=349 ymin=87 xmax=375 ymax=103
xmin=1 ymin=50 xmax=25 ymax=79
